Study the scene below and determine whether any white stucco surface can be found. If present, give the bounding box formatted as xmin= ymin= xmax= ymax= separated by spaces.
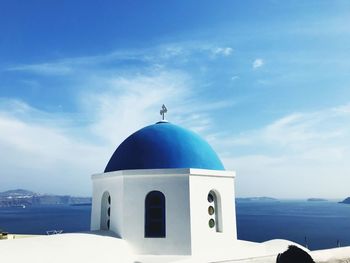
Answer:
xmin=123 ymin=172 xmax=192 ymax=255
xmin=189 ymin=172 xmax=237 ymax=255
xmin=91 ymin=175 xmax=123 ymax=236
xmin=91 ymin=168 xmax=236 ymax=255
xmin=88 ymin=167 xmax=350 ymax=262
xmin=311 ymin=247 xmax=350 ymax=262
xmin=0 ymin=232 xmax=135 ymax=263
xmin=2 ymin=232 xmax=349 ymax=263
xmin=0 ymin=232 xmax=292 ymax=263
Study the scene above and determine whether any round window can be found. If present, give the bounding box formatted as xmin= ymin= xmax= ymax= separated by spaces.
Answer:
xmin=209 ymin=219 xmax=215 ymax=228
xmin=207 ymin=193 xmax=214 ymax=203
xmin=208 ymin=206 xmax=215 ymax=215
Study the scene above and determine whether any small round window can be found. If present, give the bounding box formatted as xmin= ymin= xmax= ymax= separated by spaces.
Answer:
xmin=207 ymin=190 xmax=222 ymax=232
xmin=208 ymin=206 xmax=215 ymax=215
xmin=207 ymin=193 xmax=214 ymax=203
xmin=209 ymin=219 xmax=215 ymax=228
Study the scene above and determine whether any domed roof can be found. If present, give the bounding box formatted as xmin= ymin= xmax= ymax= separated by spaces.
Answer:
xmin=104 ymin=121 xmax=225 ymax=172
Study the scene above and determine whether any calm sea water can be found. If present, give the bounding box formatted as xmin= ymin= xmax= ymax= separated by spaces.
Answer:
xmin=0 ymin=205 xmax=91 ymax=234
xmin=0 ymin=201 xmax=349 ymax=250
xmin=236 ymin=200 xmax=350 ymax=250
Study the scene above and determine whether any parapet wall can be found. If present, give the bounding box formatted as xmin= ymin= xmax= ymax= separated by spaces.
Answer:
xmin=224 ymin=247 xmax=350 ymax=263
xmin=311 ymin=247 xmax=350 ymax=263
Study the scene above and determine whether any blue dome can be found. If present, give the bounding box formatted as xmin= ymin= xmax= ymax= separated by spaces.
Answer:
xmin=104 ymin=122 xmax=225 ymax=172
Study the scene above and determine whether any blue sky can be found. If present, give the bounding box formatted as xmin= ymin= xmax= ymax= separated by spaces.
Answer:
xmin=0 ymin=0 xmax=350 ymax=198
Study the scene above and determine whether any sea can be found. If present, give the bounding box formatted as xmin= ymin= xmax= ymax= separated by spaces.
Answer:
xmin=0 ymin=200 xmax=349 ymax=251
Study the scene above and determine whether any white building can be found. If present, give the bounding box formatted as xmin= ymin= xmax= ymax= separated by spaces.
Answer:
xmin=88 ymin=119 xmax=306 ymax=259
xmin=1 ymin=118 xmax=350 ymax=263
xmin=91 ymin=120 xmax=238 ymax=256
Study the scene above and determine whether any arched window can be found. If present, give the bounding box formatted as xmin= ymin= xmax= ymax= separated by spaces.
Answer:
xmin=145 ymin=191 xmax=166 ymax=238
xmin=207 ymin=190 xmax=223 ymax=232
xmin=100 ymin=191 xmax=111 ymax=230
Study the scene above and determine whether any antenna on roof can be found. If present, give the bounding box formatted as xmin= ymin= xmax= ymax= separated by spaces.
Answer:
xmin=160 ymin=104 xmax=168 ymax=120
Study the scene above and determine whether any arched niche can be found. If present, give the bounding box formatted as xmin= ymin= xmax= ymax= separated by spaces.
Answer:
xmin=207 ymin=189 xmax=223 ymax=232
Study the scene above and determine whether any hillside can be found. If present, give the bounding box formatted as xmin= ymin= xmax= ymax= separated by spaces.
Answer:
xmin=339 ymin=197 xmax=350 ymax=204
xmin=236 ymin=196 xmax=278 ymax=202
xmin=0 ymin=189 xmax=91 ymax=207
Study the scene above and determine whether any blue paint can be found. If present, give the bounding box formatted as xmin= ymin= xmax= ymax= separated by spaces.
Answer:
xmin=104 ymin=122 xmax=225 ymax=172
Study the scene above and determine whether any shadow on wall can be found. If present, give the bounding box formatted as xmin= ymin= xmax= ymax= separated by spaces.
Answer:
xmin=276 ymin=245 xmax=315 ymax=263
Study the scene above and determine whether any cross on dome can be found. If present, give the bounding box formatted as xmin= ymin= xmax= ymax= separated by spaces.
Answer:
xmin=160 ymin=104 xmax=168 ymax=120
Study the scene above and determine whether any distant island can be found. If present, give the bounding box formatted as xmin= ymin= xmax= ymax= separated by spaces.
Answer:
xmin=0 ymin=189 xmax=91 ymax=208
xmin=307 ymin=198 xmax=328 ymax=202
xmin=339 ymin=197 xmax=350 ymax=204
xmin=236 ymin=196 xmax=278 ymax=202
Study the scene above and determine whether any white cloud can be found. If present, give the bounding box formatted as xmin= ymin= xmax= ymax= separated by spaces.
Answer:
xmin=5 ymin=49 xmax=150 ymax=75
xmin=212 ymin=47 xmax=233 ymax=57
xmin=217 ymin=104 xmax=350 ymax=198
xmin=81 ymin=71 xmax=192 ymax=145
xmin=0 ymin=106 xmax=107 ymax=196
xmin=8 ymin=63 xmax=74 ymax=75
xmin=7 ymin=42 xmax=349 ymax=199
xmin=1 ymin=39 xmax=243 ymax=195
xmin=159 ymin=46 xmax=184 ymax=59
xmin=0 ymin=67 xmax=232 ymax=195
xmin=5 ymin=42 xmax=236 ymax=78
xmin=3 ymin=48 xmax=349 ymax=199
xmin=252 ymin=58 xmax=264 ymax=69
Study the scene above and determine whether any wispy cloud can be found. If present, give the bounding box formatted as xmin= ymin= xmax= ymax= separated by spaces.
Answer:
xmin=0 ymin=62 xmax=236 ymax=195
xmin=5 ymin=42 xmax=236 ymax=76
xmin=212 ymin=47 xmax=233 ymax=57
xmin=218 ymin=104 xmax=350 ymax=198
xmin=252 ymin=58 xmax=264 ymax=69
xmin=0 ymin=70 xmax=189 ymax=194
xmin=0 ymin=102 xmax=107 ymax=195
xmin=8 ymin=63 xmax=74 ymax=75
xmin=82 ymin=71 xmax=192 ymax=145
xmin=5 ymin=50 xmax=149 ymax=75
xmin=3 ymin=35 xmax=349 ymax=199
xmin=230 ymin=105 xmax=350 ymax=149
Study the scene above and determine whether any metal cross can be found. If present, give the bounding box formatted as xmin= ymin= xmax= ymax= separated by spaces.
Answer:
xmin=160 ymin=104 xmax=168 ymax=120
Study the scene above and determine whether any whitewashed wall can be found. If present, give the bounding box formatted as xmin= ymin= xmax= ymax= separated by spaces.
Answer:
xmin=123 ymin=173 xmax=192 ymax=255
xmin=189 ymin=170 xmax=237 ymax=255
xmin=91 ymin=168 xmax=236 ymax=256
xmin=91 ymin=174 xmax=123 ymax=237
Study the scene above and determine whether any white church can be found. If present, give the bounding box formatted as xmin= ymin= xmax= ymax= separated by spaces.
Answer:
xmin=90 ymin=117 xmax=238 ymax=256
xmin=1 ymin=107 xmax=349 ymax=263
